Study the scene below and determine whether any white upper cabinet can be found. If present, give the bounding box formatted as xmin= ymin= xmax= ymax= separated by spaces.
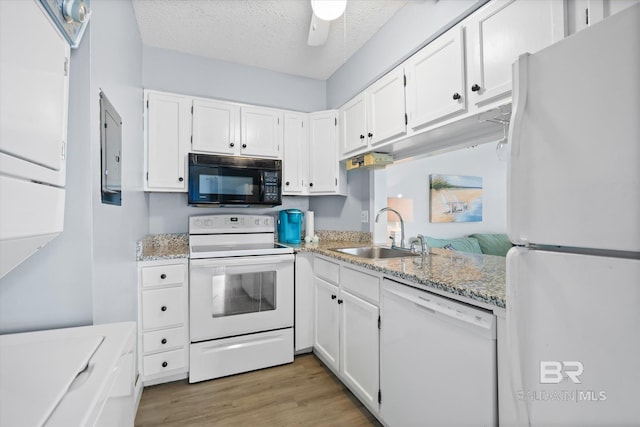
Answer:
xmin=309 ymin=111 xmax=346 ymax=195
xmin=465 ymin=0 xmax=565 ymax=108
xmin=145 ymin=91 xmax=191 ymax=192
xmin=192 ymin=99 xmax=238 ymax=155
xmin=282 ymin=112 xmax=308 ymax=195
xmin=340 ymin=93 xmax=368 ymax=158
xmin=566 ymin=0 xmax=639 ymax=35
xmin=1 ymin=0 xmax=69 ymax=176
xmin=340 ymin=67 xmax=407 ymax=159
xmin=405 ymin=25 xmax=466 ymax=131
xmin=366 ymin=67 xmax=407 ymax=148
xmin=240 ymin=106 xmax=283 ymax=158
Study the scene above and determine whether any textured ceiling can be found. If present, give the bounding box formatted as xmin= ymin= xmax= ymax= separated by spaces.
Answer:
xmin=132 ymin=0 xmax=408 ymax=80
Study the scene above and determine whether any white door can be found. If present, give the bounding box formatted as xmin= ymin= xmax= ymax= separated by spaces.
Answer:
xmin=282 ymin=112 xmax=308 ymax=195
xmin=241 ymin=107 xmax=282 ymax=158
xmin=146 ymin=92 xmax=191 ymax=191
xmin=0 ymin=0 xmax=69 ymax=172
xmin=340 ymin=289 xmax=379 ymax=412
xmin=507 ymin=248 xmax=640 ymax=426
xmin=192 ymin=99 xmax=238 ymax=155
xmin=405 ymin=25 xmax=466 ymax=130
xmin=508 ymin=9 xmax=639 ymax=252
xmin=366 ymin=67 xmax=407 ymax=148
xmin=189 ymin=255 xmax=294 ymax=341
xmin=308 ymin=111 xmax=339 ymax=194
xmin=340 ymin=93 xmax=367 ymax=158
xmin=466 ymin=0 xmax=565 ymax=107
xmin=313 ymin=276 xmax=339 ymax=371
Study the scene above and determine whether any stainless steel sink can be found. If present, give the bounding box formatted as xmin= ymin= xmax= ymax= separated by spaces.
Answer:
xmin=330 ymin=246 xmax=419 ymax=259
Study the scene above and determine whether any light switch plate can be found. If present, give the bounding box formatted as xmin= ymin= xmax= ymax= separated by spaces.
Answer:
xmin=360 ymin=210 xmax=369 ymax=223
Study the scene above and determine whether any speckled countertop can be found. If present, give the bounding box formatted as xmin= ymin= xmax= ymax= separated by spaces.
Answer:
xmin=136 ymin=231 xmax=506 ymax=308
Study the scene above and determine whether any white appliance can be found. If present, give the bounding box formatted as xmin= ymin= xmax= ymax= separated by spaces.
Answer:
xmin=188 ymin=214 xmax=295 ymax=383
xmin=380 ymin=278 xmax=497 ymax=426
xmin=0 ymin=322 xmax=136 ymax=427
xmin=506 ymin=5 xmax=640 ymax=425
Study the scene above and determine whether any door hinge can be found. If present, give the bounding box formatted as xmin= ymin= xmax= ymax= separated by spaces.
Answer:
xmin=586 ymin=8 xmax=590 ymax=25
xmin=378 ymin=315 xmax=381 ymax=329
xmin=146 ymin=99 xmax=149 ymax=108
xmin=64 ymin=57 xmax=69 ymax=77
xmin=378 ymin=389 xmax=382 ymax=404
xmin=61 ymin=141 xmax=66 ymax=160
xmin=403 ymin=74 xmax=406 ymax=87
xmin=104 ymin=122 xmax=107 ymax=129
xmin=335 ymin=177 xmax=338 ymax=186
xmin=190 ymin=135 xmax=193 ymax=143
xmin=404 ymin=113 xmax=408 ymax=126
xmin=335 ymin=117 xmax=337 ymax=126
xmin=191 ymin=105 xmax=194 ymax=114
xmin=146 ymin=172 xmax=149 ymax=181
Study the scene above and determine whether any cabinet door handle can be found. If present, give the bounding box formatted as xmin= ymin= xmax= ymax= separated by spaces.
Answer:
xmin=162 ymin=361 xmax=168 ymax=368
xmin=161 ymin=338 xmax=167 ymax=344
xmin=337 ymin=299 xmax=344 ymax=304
xmin=160 ymin=273 xmax=166 ymax=279
xmin=309 ymin=182 xmax=313 ymax=187
xmin=161 ymin=306 xmax=167 ymax=312
xmin=178 ymin=177 xmax=184 ymax=182
xmin=359 ymin=134 xmax=365 ymax=140
xmin=285 ymin=181 xmax=290 ymax=186
xmin=331 ymin=294 xmax=337 ymax=300
xmin=242 ymin=143 xmax=247 ymax=149
xmin=367 ymin=132 xmax=373 ymax=138
xmin=229 ymin=142 xmax=235 ymax=148
xmin=452 ymin=92 xmax=461 ymax=100
xmin=471 ymin=84 xmax=481 ymax=92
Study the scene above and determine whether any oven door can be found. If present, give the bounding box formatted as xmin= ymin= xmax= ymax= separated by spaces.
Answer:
xmin=189 ymin=254 xmax=294 ymax=342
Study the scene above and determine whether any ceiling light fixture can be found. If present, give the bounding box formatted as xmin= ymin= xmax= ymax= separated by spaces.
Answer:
xmin=311 ymin=0 xmax=347 ymax=21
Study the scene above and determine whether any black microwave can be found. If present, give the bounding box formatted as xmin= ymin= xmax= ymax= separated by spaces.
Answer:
xmin=188 ymin=153 xmax=282 ymax=207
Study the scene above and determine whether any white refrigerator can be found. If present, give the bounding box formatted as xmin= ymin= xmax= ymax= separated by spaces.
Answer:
xmin=506 ymin=4 xmax=640 ymax=426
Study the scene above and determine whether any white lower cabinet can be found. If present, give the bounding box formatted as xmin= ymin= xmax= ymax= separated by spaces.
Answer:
xmin=137 ymin=259 xmax=189 ymax=386
xmin=294 ymin=252 xmax=315 ymax=352
xmin=313 ymin=255 xmax=381 ymax=415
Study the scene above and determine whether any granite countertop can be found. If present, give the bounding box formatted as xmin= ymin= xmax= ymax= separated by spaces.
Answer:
xmin=297 ymin=239 xmax=506 ymax=309
xmin=136 ymin=230 xmax=506 ymax=308
xmin=136 ymin=234 xmax=188 ymax=261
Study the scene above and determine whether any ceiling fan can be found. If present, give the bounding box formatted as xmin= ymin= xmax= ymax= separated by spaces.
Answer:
xmin=307 ymin=0 xmax=347 ymax=46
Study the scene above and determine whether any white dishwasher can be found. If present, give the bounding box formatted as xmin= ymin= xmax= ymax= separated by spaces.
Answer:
xmin=380 ymin=278 xmax=497 ymax=427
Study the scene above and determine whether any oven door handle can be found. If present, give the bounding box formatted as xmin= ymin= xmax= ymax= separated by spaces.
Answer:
xmin=190 ymin=254 xmax=294 ymax=268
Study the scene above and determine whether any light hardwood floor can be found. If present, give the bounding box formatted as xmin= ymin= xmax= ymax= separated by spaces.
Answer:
xmin=135 ymin=354 xmax=382 ymax=426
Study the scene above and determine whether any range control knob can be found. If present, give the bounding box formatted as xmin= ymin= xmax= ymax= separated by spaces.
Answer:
xmin=194 ymin=219 xmax=202 ymax=227
xmin=255 ymin=219 xmax=261 ymax=225
xmin=204 ymin=219 xmax=213 ymax=227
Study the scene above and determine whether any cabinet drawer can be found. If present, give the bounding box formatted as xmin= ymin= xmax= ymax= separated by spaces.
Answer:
xmin=143 ymin=348 xmax=186 ymax=376
xmin=314 ymin=256 xmax=340 ymax=284
xmin=143 ymin=327 xmax=185 ymax=354
xmin=141 ymin=264 xmax=184 ymax=288
xmin=142 ymin=287 xmax=184 ymax=330
xmin=341 ymin=266 xmax=380 ymax=304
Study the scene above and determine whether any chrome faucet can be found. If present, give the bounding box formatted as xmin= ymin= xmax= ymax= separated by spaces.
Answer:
xmin=375 ymin=207 xmax=405 ymax=248
xmin=409 ymin=234 xmax=428 ymax=265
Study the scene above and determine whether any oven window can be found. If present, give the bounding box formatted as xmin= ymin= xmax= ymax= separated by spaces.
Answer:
xmin=199 ymin=175 xmax=254 ymax=196
xmin=211 ymin=271 xmax=276 ymax=317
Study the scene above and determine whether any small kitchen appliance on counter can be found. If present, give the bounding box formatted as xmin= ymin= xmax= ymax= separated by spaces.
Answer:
xmin=278 ymin=209 xmax=303 ymax=244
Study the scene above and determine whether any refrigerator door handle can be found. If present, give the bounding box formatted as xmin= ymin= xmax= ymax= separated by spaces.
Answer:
xmin=509 ymin=53 xmax=530 ymax=159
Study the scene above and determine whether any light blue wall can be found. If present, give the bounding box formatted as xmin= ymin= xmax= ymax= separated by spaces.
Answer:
xmin=0 ymin=0 xmax=147 ymax=333
xmin=0 ymin=34 xmax=94 ymax=334
xmin=143 ymin=46 xmax=326 ymax=112
xmin=90 ymin=0 xmax=148 ymax=325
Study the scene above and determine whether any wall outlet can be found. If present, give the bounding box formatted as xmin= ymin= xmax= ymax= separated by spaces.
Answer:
xmin=361 ymin=210 xmax=369 ymax=223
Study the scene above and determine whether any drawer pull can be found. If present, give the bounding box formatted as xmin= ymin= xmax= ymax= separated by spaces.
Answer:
xmin=162 ymin=361 xmax=168 ymax=368
xmin=161 ymin=306 xmax=167 ymax=312
xmin=160 ymin=273 xmax=166 ymax=279
xmin=161 ymin=338 xmax=167 ymax=344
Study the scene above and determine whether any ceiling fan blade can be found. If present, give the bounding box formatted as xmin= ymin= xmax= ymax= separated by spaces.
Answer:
xmin=307 ymin=13 xmax=330 ymax=46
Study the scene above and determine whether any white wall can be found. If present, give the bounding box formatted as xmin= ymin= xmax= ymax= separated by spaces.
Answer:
xmin=0 ymin=35 xmax=94 ymax=334
xmin=90 ymin=0 xmax=148 ymax=325
xmin=149 ymin=195 xmax=308 ymax=234
xmin=143 ymin=46 xmax=326 ymax=113
xmin=384 ymin=142 xmax=507 ymax=243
